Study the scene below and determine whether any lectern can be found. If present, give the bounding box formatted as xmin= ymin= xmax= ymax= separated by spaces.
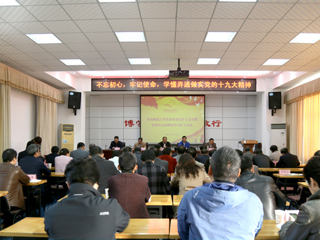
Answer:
xmin=239 ymin=140 xmax=258 ymax=153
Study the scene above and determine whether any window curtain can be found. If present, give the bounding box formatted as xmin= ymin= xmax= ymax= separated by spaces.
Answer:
xmin=36 ymin=97 xmax=57 ymax=156
xmin=0 ymin=84 xmax=11 ymax=159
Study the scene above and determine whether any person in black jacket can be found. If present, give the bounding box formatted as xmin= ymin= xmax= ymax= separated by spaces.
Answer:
xmin=276 ymin=148 xmax=300 ymax=168
xmin=252 ymin=148 xmax=275 ymax=168
xmin=45 ymin=146 xmax=59 ymax=167
xmin=45 ymin=158 xmax=129 ymax=240
xmin=90 ymin=146 xmax=119 ymax=194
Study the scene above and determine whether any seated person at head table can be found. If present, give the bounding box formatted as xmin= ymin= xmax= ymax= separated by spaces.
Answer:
xmin=55 ymin=148 xmax=72 ymax=173
xmin=19 ymin=144 xmax=51 ymax=179
xmin=171 ymin=153 xmax=211 ymax=195
xmin=133 ymin=137 xmax=146 ymax=148
xmin=108 ymin=152 xmax=151 ymax=218
xmin=178 ymin=136 xmax=190 ymax=148
xmin=177 ymin=146 xmax=263 ymax=240
xmin=90 ymin=146 xmax=119 ymax=194
xmin=269 ymin=145 xmax=281 ymax=162
xmin=45 ymin=146 xmax=59 ymax=167
xmin=280 ymin=156 xmax=320 ymax=240
xmin=150 ymin=147 xmax=168 ymax=173
xmin=235 ymin=156 xmax=286 ymax=220
xmin=276 ymin=148 xmax=300 ymax=168
xmin=196 ymin=148 xmax=210 ymax=165
xmin=203 ymin=138 xmax=217 ymax=149
xmin=0 ymin=149 xmax=30 ymax=218
xmin=109 ymin=136 xmax=123 ymax=150
xmin=70 ymin=142 xmax=89 ymax=161
xmin=44 ymin=158 xmax=129 ymax=239
xmin=158 ymin=136 xmax=171 ymax=148
xmin=158 ymin=147 xmax=177 ymax=174
xmin=137 ymin=150 xmax=170 ymax=195
xmin=252 ymin=148 xmax=275 ymax=168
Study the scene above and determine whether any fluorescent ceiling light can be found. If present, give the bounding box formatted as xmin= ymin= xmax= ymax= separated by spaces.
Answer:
xmin=128 ymin=58 xmax=151 ymax=65
xmin=26 ymin=34 xmax=61 ymax=44
xmin=263 ymin=59 xmax=289 ymax=66
xmin=99 ymin=0 xmax=135 ymax=2
xmin=115 ymin=32 xmax=145 ymax=42
xmin=205 ymin=32 xmax=236 ymax=42
xmin=0 ymin=0 xmax=20 ymax=6
xmin=219 ymin=0 xmax=256 ymax=2
xmin=290 ymin=33 xmax=320 ymax=43
xmin=60 ymin=59 xmax=86 ymax=66
xmin=197 ymin=58 xmax=220 ymax=65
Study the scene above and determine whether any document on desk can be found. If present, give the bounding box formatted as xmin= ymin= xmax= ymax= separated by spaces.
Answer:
xmin=30 ymin=179 xmax=41 ymax=182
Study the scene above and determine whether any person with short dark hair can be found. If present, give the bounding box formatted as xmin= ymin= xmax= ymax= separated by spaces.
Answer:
xmin=158 ymin=136 xmax=171 ymax=148
xmin=89 ymin=146 xmax=119 ymax=194
xmin=178 ymin=146 xmax=263 ymax=239
xmin=204 ymin=138 xmax=217 ymax=149
xmin=253 ymin=148 xmax=275 ymax=168
xmin=235 ymin=156 xmax=286 ymax=220
xmin=196 ymin=148 xmax=209 ymax=165
xmin=243 ymin=146 xmax=254 ymax=160
xmin=18 ymin=141 xmax=34 ymax=162
xmin=187 ymin=147 xmax=205 ymax=169
xmin=204 ymin=149 xmax=217 ymax=173
xmin=109 ymin=136 xmax=123 ymax=150
xmin=276 ymin=148 xmax=300 ymax=168
xmin=44 ymin=158 xmax=130 ymax=239
xmin=314 ymin=150 xmax=320 ymax=157
xmin=172 ymin=146 xmax=179 ymax=157
xmin=178 ymin=136 xmax=190 ymax=148
xmin=269 ymin=145 xmax=281 ymax=162
xmin=70 ymin=142 xmax=89 ymax=161
xmin=55 ymin=148 xmax=72 ymax=173
xmin=108 ymin=152 xmax=151 ymax=218
xmin=0 ymin=149 xmax=30 ymax=214
xmin=45 ymin=146 xmax=59 ymax=167
xmin=19 ymin=144 xmax=51 ymax=179
xmin=175 ymin=145 xmax=186 ymax=163
xmin=133 ymin=137 xmax=146 ymax=148
xmin=133 ymin=147 xmax=143 ymax=168
xmin=151 ymin=147 xmax=168 ymax=173
xmin=158 ymin=147 xmax=177 ymax=174
xmin=122 ymin=146 xmax=132 ymax=153
xmin=137 ymin=150 xmax=170 ymax=194
xmin=171 ymin=153 xmax=211 ymax=195
xmin=280 ymin=156 xmax=320 ymax=239
xmin=109 ymin=150 xmax=122 ymax=169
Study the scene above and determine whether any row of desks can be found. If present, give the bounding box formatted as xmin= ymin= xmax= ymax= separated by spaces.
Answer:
xmin=0 ymin=217 xmax=281 ymax=239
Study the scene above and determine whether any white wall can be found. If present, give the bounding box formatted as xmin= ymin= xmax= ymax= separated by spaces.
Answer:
xmin=10 ymin=87 xmax=36 ymax=153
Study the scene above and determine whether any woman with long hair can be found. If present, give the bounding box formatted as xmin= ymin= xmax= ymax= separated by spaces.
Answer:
xmin=171 ymin=153 xmax=212 ymax=195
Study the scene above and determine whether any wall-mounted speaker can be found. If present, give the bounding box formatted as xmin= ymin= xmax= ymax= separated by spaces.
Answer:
xmin=268 ymin=92 xmax=281 ymax=110
xmin=68 ymin=91 xmax=81 ymax=110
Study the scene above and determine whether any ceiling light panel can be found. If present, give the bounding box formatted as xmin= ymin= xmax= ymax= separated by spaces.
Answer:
xmin=128 ymin=58 xmax=151 ymax=65
xmin=205 ymin=32 xmax=237 ymax=42
xmin=115 ymin=32 xmax=145 ymax=42
xmin=26 ymin=33 xmax=62 ymax=44
xmin=290 ymin=33 xmax=320 ymax=43
xmin=197 ymin=58 xmax=220 ymax=64
xmin=263 ymin=59 xmax=289 ymax=66
xmin=60 ymin=59 xmax=86 ymax=66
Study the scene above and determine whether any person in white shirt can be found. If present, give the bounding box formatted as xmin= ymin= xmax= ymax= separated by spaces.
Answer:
xmin=269 ymin=145 xmax=281 ymax=163
xmin=55 ymin=148 xmax=72 ymax=173
xmin=108 ymin=150 xmax=122 ymax=171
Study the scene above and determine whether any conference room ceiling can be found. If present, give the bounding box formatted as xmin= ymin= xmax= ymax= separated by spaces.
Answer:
xmin=1 ymin=0 xmax=320 ymax=88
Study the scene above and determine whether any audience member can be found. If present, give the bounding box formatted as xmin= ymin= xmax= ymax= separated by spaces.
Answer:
xmin=172 ymin=146 xmax=178 ymax=158
xmin=171 ymin=153 xmax=211 ymax=195
xmin=158 ymin=136 xmax=171 ymax=148
xmin=109 ymin=136 xmax=123 ymax=150
xmin=89 ymin=146 xmax=119 ymax=194
xmin=204 ymin=149 xmax=216 ymax=173
xmin=154 ymin=144 xmax=163 ymax=156
xmin=18 ymin=141 xmax=33 ymax=162
xmin=70 ymin=142 xmax=89 ymax=161
xmin=133 ymin=137 xmax=146 ymax=148
xmin=243 ymin=146 xmax=254 ymax=160
xmin=276 ymin=148 xmax=300 ymax=168
xmin=253 ymin=148 xmax=275 ymax=168
xmin=269 ymin=145 xmax=281 ymax=162
xmin=0 ymin=149 xmax=30 ymax=212
xmin=108 ymin=152 xmax=151 ymax=218
xmin=158 ymin=147 xmax=177 ymax=174
xmin=314 ymin=150 xmax=320 ymax=157
xmin=235 ymin=156 xmax=286 ymax=220
xmin=196 ymin=148 xmax=210 ymax=165
xmin=88 ymin=143 xmax=96 ymax=152
xmin=27 ymin=136 xmax=42 ymax=153
xmin=45 ymin=146 xmax=59 ymax=167
xmin=133 ymin=147 xmax=143 ymax=168
xmin=122 ymin=146 xmax=132 ymax=153
xmin=55 ymin=148 xmax=72 ymax=173
xmin=178 ymin=136 xmax=190 ymax=148
xmin=195 ymin=146 xmax=204 ymax=160
xmin=178 ymin=146 xmax=263 ymax=239
xmin=187 ymin=147 xmax=205 ymax=169
xmin=108 ymin=150 xmax=122 ymax=169
xmin=137 ymin=150 xmax=170 ymax=194
xmin=44 ymin=158 xmax=129 ymax=239
xmin=19 ymin=144 xmax=51 ymax=179
xmin=174 ymin=145 xmax=186 ymax=163
xmin=151 ymin=147 xmax=168 ymax=173
xmin=204 ymin=138 xmax=217 ymax=149
xmin=280 ymin=156 xmax=320 ymax=239
xmin=236 ymin=149 xmax=259 ymax=175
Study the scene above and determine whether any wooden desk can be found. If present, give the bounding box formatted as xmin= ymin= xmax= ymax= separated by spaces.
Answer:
xmin=298 ymin=182 xmax=308 ymax=188
xmin=45 ymin=172 xmax=65 ymax=199
xmin=299 ymin=164 xmax=306 ymax=167
xmin=0 ymin=217 xmax=170 ymax=239
xmin=169 ymin=219 xmax=279 ymax=239
xmin=0 ymin=191 xmax=8 ymax=197
xmin=49 ymin=167 xmax=55 ymax=171
xmin=273 ymin=173 xmax=304 ymax=197
xmin=173 ymin=195 xmax=183 ymax=206
xmin=23 ymin=180 xmax=47 ymax=217
xmin=259 ymin=168 xmax=303 ymax=172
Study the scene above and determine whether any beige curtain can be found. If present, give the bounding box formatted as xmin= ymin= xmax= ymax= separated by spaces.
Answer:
xmin=0 ymin=84 xmax=11 ymax=160
xmin=36 ymin=97 xmax=57 ymax=156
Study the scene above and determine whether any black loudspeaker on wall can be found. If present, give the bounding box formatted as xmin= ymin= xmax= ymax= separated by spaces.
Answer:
xmin=68 ymin=91 xmax=81 ymax=115
xmin=268 ymin=92 xmax=281 ymax=116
